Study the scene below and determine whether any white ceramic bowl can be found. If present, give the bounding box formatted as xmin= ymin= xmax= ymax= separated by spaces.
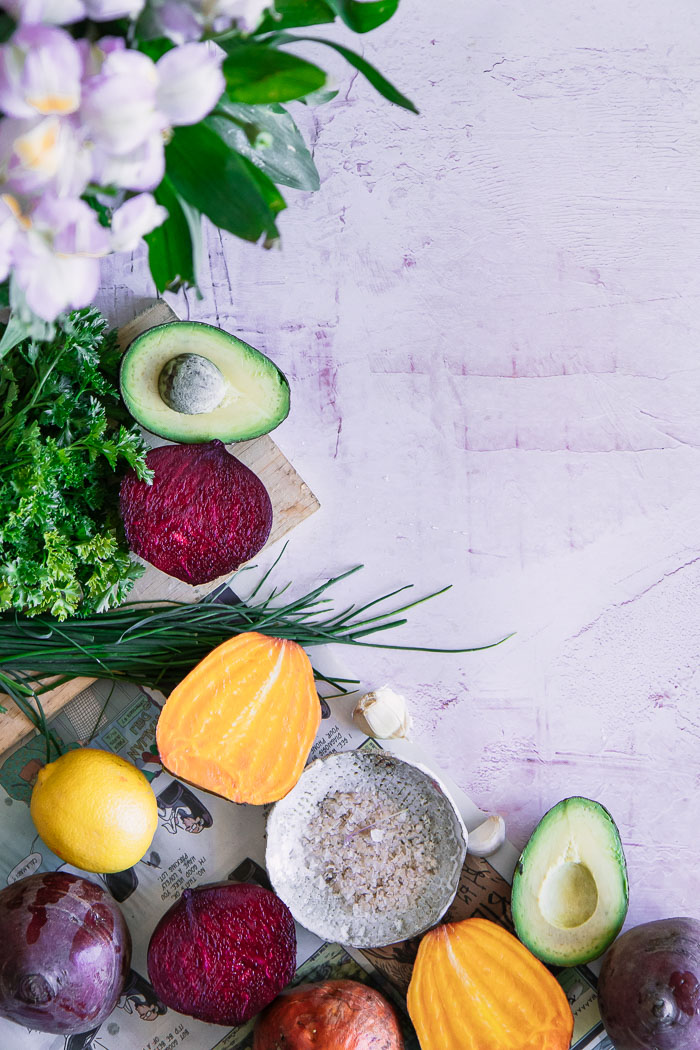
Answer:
xmin=266 ymin=749 xmax=468 ymax=948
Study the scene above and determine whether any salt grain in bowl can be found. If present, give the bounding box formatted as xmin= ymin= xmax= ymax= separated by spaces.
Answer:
xmin=304 ymin=790 xmax=438 ymax=918
xmin=266 ymin=751 xmax=467 ymax=948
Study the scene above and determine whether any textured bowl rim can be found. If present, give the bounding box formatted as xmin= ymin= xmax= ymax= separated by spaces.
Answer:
xmin=265 ymin=749 xmax=468 ymax=948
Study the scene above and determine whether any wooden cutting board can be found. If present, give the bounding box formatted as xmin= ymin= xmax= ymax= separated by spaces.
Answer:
xmin=0 ymin=300 xmax=320 ymax=755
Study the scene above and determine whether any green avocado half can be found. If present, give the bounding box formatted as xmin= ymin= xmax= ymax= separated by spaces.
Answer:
xmin=120 ymin=321 xmax=290 ymax=443
xmin=511 ymin=796 xmax=628 ymax=967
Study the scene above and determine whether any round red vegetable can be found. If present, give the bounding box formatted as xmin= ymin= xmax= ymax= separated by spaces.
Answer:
xmin=120 ymin=440 xmax=273 ymax=585
xmin=147 ymin=882 xmax=296 ymax=1026
xmin=253 ymin=979 xmax=405 ymax=1050
xmin=0 ymin=871 xmax=131 ymax=1035
xmin=598 ymin=917 xmax=700 ymax=1050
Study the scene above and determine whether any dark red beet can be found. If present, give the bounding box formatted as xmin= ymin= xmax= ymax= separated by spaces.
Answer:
xmin=598 ymin=917 xmax=700 ymax=1050
xmin=147 ymin=882 xmax=296 ymax=1026
xmin=0 ymin=872 xmax=131 ymax=1035
xmin=120 ymin=441 xmax=273 ymax=585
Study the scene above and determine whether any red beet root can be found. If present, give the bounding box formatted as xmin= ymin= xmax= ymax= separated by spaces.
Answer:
xmin=598 ymin=917 xmax=700 ymax=1050
xmin=147 ymin=882 xmax=296 ymax=1026
xmin=120 ymin=441 xmax=273 ymax=585
xmin=0 ymin=872 xmax=131 ymax=1035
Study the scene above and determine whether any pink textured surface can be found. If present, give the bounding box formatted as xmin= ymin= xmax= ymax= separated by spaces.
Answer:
xmin=100 ymin=1 xmax=700 ymax=930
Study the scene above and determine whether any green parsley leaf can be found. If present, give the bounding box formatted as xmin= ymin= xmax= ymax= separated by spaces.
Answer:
xmin=0 ymin=306 xmax=150 ymax=619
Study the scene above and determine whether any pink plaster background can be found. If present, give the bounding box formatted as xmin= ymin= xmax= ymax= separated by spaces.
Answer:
xmin=100 ymin=0 xmax=700 ymax=930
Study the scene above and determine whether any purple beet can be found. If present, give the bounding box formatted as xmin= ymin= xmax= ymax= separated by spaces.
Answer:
xmin=598 ymin=917 xmax=700 ymax=1050
xmin=120 ymin=440 xmax=273 ymax=585
xmin=147 ymin=882 xmax=296 ymax=1026
xmin=0 ymin=871 xmax=131 ymax=1035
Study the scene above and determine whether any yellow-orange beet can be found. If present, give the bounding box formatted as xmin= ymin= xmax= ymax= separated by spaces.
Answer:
xmin=156 ymin=631 xmax=321 ymax=805
xmin=407 ymin=918 xmax=573 ymax=1050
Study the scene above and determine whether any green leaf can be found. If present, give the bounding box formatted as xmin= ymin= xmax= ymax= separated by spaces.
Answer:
xmin=0 ymin=280 xmax=56 ymax=361
xmin=180 ymin=196 xmax=206 ymax=297
xmin=326 ymin=0 xmax=398 ymax=32
xmin=165 ymin=123 xmax=285 ymax=243
xmin=273 ymin=33 xmax=417 ymax=112
xmin=145 ymin=178 xmax=197 ymax=293
xmin=0 ymin=306 xmax=150 ymax=624
xmin=0 ymin=13 xmax=15 ymax=44
xmin=137 ymin=37 xmax=176 ymax=61
xmin=208 ymin=100 xmax=320 ymax=191
xmin=83 ymin=194 xmax=113 ymax=228
xmin=221 ymin=44 xmax=326 ymax=103
xmin=300 ymin=85 xmax=340 ymax=106
xmin=256 ymin=0 xmax=335 ymax=32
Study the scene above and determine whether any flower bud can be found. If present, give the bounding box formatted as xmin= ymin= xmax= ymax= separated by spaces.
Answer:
xmin=353 ymin=685 xmax=413 ymax=740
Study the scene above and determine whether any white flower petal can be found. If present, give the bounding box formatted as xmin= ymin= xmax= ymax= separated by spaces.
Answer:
xmin=3 ymin=0 xmax=87 ymax=25
xmin=0 ymin=25 xmax=82 ymax=119
xmin=12 ymin=235 xmax=101 ymax=320
xmin=0 ymin=116 xmax=92 ymax=197
xmin=111 ymin=193 xmax=168 ymax=253
xmin=156 ymin=42 xmax=224 ymax=127
xmin=81 ymin=51 xmax=162 ymax=155
xmin=92 ymin=135 xmax=165 ymax=192
xmin=0 ymin=197 xmax=18 ymax=281
xmin=212 ymin=0 xmax=269 ymax=31
xmin=83 ymin=0 xmax=145 ymax=19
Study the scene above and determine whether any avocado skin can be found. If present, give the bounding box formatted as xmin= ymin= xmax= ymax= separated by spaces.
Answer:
xmin=511 ymin=796 xmax=629 ymax=967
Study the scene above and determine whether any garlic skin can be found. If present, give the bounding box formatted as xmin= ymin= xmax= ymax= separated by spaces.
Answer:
xmin=353 ymin=686 xmax=413 ymax=740
xmin=467 ymin=814 xmax=506 ymax=858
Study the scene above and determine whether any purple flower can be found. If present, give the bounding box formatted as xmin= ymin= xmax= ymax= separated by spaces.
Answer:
xmin=0 ymin=116 xmax=92 ymax=197
xmin=77 ymin=37 xmax=126 ymax=79
xmin=79 ymin=39 xmax=224 ymax=190
xmin=150 ymin=0 xmax=202 ymax=44
xmin=3 ymin=0 xmax=87 ymax=25
xmin=0 ymin=196 xmax=18 ymax=281
xmin=0 ymin=25 xmax=83 ymax=120
xmin=80 ymin=49 xmax=163 ymax=156
xmin=92 ymin=135 xmax=165 ymax=192
xmin=156 ymin=42 xmax=224 ymax=127
xmin=212 ymin=0 xmax=270 ymax=31
xmin=111 ymin=193 xmax=167 ymax=252
xmin=147 ymin=0 xmax=270 ymax=41
xmin=83 ymin=0 xmax=146 ymax=18
xmin=11 ymin=197 xmax=110 ymax=320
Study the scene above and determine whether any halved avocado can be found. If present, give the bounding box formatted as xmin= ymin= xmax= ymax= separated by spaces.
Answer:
xmin=120 ymin=322 xmax=290 ymax=443
xmin=511 ymin=796 xmax=628 ymax=967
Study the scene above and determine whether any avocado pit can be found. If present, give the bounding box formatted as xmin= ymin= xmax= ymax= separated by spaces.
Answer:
xmin=158 ymin=354 xmax=225 ymax=415
xmin=538 ymin=859 xmax=598 ymax=930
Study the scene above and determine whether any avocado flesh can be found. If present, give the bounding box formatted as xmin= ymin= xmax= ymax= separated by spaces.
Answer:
xmin=120 ymin=322 xmax=290 ymax=443
xmin=511 ymin=796 xmax=628 ymax=967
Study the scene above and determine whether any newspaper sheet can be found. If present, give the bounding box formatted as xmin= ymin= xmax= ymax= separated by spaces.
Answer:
xmin=0 ymin=661 xmax=613 ymax=1050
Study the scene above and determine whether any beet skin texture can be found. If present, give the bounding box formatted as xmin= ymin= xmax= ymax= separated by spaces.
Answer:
xmin=598 ymin=917 xmax=700 ymax=1050
xmin=147 ymin=882 xmax=296 ymax=1026
xmin=0 ymin=871 xmax=131 ymax=1035
xmin=120 ymin=440 xmax=273 ymax=585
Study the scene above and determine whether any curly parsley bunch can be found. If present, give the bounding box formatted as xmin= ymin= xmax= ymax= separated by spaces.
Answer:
xmin=0 ymin=307 xmax=152 ymax=619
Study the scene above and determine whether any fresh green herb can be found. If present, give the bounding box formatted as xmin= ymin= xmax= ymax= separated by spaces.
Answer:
xmin=0 ymin=307 xmax=152 ymax=621
xmin=0 ymin=551 xmax=512 ymax=756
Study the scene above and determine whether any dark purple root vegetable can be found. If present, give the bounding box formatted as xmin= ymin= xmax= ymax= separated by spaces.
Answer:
xmin=120 ymin=441 xmax=273 ymax=585
xmin=0 ymin=872 xmax=131 ymax=1035
xmin=147 ymin=882 xmax=296 ymax=1026
xmin=598 ymin=917 xmax=700 ymax=1050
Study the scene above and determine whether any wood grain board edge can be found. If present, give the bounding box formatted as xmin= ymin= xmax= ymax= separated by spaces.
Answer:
xmin=0 ymin=300 xmax=320 ymax=756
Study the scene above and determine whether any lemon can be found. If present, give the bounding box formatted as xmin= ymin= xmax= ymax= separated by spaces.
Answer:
xmin=30 ymin=748 xmax=158 ymax=874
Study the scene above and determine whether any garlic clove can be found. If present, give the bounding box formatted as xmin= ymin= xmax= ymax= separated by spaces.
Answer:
xmin=353 ymin=685 xmax=413 ymax=740
xmin=467 ymin=814 xmax=506 ymax=858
